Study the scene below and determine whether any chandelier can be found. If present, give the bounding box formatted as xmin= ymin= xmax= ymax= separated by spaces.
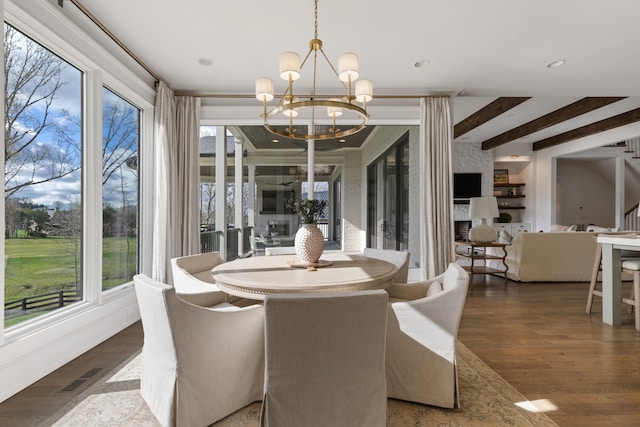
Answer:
xmin=255 ymin=0 xmax=373 ymax=141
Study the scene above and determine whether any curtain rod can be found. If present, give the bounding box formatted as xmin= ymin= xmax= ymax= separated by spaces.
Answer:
xmin=173 ymin=93 xmax=452 ymax=99
xmin=63 ymin=0 xmax=161 ymax=83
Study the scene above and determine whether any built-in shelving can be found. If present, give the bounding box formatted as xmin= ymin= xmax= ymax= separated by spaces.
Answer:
xmin=494 ymin=183 xmax=526 ymax=210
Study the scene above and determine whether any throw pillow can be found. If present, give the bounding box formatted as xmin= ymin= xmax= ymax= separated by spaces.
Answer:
xmin=498 ymin=229 xmax=513 ymax=244
xmin=550 ymin=224 xmax=578 ymax=232
xmin=425 ymin=280 xmax=443 ymax=298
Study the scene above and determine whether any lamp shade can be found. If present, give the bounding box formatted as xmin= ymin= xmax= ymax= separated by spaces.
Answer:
xmin=469 ymin=196 xmax=499 ymax=219
xmin=355 ymin=79 xmax=373 ymax=103
xmin=279 ymin=52 xmax=301 ymax=81
xmin=327 ymin=98 xmax=343 ymax=117
xmin=255 ymin=77 xmax=274 ymax=102
xmin=338 ymin=53 xmax=360 ymax=82
xmin=282 ymin=97 xmax=299 ymax=117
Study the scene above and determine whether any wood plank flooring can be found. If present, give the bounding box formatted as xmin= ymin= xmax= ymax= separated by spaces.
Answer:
xmin=1 ymin=275 xmax=639 ymax=426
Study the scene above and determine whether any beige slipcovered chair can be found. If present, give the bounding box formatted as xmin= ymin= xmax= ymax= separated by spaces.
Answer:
xmin=260 ymin=290 xmax=389 ymax=427
xmin=385 ymin=263 xmax=469 ymax=408
xmin=264 ymin=247 xmax=297 ymax=256
xmin=133 ymin=274 xmax=264 ymax=427
xmin=170 ymin=252 xmax=224 ymax=306
xmin=363 ymin=247 xmax=410 ymax=283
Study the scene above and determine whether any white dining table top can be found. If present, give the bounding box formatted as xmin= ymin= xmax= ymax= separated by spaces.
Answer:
xmin=597 ymin=235 xmax=640 ymax=247
xmin=211 ymin=252 xmax=398 ymax=300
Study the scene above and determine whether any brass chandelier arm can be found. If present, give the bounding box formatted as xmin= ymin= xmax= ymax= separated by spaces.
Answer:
xmin=264 ymin=100 xmax=367 ymax=140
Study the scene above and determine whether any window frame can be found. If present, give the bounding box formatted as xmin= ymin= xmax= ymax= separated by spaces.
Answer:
xmin=2 ymin=2 xmax=155 ymax=340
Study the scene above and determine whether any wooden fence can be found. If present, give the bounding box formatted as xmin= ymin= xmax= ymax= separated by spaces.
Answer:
xmin=4 ymin=290 xmax=81 ymax=318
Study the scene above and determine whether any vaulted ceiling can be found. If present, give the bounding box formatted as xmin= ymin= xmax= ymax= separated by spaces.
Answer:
xmin=59 ymin=0 xmax=640 ymax=155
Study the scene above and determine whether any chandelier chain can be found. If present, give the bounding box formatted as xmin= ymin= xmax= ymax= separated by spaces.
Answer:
xmin=314 ymin=0 xmax=319 ymax=40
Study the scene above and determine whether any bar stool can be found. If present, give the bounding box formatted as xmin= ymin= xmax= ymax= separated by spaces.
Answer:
xmin=586 ymin=234 xmax=640 ymax=330
xmin=621 ymin=259 xmax=640 ymax=331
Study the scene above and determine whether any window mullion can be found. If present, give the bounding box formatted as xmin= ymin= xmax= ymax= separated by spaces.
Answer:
xmin=83 ymin=70 xmax=104 ymax=304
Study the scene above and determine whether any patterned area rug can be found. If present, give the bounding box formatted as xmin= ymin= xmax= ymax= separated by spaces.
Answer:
xmin=43 ymin=342 xmax=557 ymax=426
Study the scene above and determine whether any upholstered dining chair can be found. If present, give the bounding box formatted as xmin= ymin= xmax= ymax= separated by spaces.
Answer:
xmin=385 ymin=262 xmax=469 ymax=408
xmin=362 ymin=248 xmax=410 ymax=283
xmin=260 ymin=290 xmax=389 ymax=427
xmin=264 ymin=247 xmax=297 ymax=256
xmin=170 ymin=252 xmax=224 ymax=307
xmin=133 ymin=274 xmax=264 ymax=427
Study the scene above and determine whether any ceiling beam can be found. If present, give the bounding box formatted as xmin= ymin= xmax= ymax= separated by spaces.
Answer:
xmin=481 ymin=97 xmax=626 ymax=150
xmin=454 ymin=97 xmax=530 ymax=138
xmin=533 ymin=107 xmax=640 ymax=151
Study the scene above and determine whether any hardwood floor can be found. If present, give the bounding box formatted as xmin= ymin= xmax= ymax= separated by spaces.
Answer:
xmin=1 ymin=275 xmax=639 ymax=426
xmin=459 ymin=275 xmax=640 ymax=427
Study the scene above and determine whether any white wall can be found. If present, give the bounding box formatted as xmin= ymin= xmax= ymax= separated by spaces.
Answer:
xmin=557 ymin=158 xmax=617 ymax=227
xmin=452 ymin=141 xmax=494 ymax=222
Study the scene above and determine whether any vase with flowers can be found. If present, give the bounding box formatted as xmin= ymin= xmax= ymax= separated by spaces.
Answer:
xmin=287 ymin=198 xmax=328 ymax=264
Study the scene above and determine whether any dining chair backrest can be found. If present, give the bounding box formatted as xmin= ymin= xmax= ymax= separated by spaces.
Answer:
xmin=363 ymin=248 xmax=410 ymax=283
xmin=134 ymin=274 xmax=265 ymax=427
xmin=170 ymin=252 xmax=225 ymax=307
xmin=260 ymin=290 xmax=389 ymax=427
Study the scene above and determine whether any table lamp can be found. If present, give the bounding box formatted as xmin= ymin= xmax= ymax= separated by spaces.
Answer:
xmin=468 ymin=196 xmax=500 ymax=242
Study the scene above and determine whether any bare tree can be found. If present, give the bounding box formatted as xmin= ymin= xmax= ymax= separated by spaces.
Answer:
xmin=4 ymin=24 xmax=80 ymax=200
xmin=101 ymin=97 xmax=138 ymax=186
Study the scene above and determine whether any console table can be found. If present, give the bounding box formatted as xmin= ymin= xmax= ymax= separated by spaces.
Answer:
xmin=455 ymin=241 xmax=508 ymax=283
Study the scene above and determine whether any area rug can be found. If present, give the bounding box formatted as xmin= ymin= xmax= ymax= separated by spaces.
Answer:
xmin=42 ymin=342 xmax=557 ymax=426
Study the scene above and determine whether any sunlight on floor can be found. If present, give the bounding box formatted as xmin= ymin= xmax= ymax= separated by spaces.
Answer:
xmin=515 ymin=399 xmax=558 ymax=413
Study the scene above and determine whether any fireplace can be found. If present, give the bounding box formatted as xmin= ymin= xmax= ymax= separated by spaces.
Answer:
xmin=454 ymin=221 xmax=472 ymax=242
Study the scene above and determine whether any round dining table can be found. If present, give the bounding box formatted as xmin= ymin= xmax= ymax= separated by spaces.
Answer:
xmin=211 ymin=252 xmax=398 ymax=300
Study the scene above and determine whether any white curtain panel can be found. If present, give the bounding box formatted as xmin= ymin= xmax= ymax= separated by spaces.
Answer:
xmin=175 ymin=96 xmax=201 ymax=257
xmin=152 ymin=81 xmax=176 ymax=282
xmin=152 ymin=83 xmax=201 ymax=283
xmin=420 ymin=97 xmax=455 ymax=278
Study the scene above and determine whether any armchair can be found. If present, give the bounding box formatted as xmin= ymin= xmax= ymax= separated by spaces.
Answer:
xmin=363 ymin=248 xmax=410 ymax=283
xmin=385 ymin=263 xmax=469 ymax=408
xmin=170 ymin=252 xmax=224 ymax=307
xmin=133 ymin=274 xmax=264 ymax=427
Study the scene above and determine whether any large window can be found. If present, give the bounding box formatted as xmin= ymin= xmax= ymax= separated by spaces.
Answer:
xmin=101 ymin=88 xmax=139 ymax=291
xmin=4 ymin=24 xmax=83 ymax=327
xmin=3 ymin=22 xmax=145 ymax=328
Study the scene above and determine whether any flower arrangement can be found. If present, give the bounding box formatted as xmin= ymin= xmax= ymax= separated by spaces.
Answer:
xmin=286 ymin=198 xmax=328 ymax=224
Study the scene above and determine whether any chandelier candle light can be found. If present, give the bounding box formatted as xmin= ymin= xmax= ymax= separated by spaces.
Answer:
xmin=255 ymin=0 xmax=373 ymax=141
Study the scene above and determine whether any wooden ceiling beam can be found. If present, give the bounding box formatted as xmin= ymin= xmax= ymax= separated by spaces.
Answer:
xmin=533 ymin=107 xmax=640 ymax=151
xmin=481 ymin=97 xmax=626 ymax=150
xmin=454 ymin=97 xmax=530 ymax=139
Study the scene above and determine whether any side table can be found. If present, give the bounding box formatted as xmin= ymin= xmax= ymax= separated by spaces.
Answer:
xmin=455 ymin=241 xmax=509 ymax=283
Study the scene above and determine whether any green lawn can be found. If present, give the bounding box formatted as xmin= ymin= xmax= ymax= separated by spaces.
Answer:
xmin=4 ymin=236 xmax=137 ymax=323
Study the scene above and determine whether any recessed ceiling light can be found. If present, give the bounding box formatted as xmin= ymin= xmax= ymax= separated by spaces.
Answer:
xmin=414 ymin=59 xmax=430 ymax=68
xmin=271 ymin=139 xmax=279 ymax=143
xmin=198 ymin=58 xmax=213 ymax=66
xmin=546 ymin=59 xmax=566 ymax=69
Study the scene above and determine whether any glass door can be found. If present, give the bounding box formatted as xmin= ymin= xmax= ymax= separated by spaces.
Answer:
xmin=367 ymin=134 xmax=409 ymax=250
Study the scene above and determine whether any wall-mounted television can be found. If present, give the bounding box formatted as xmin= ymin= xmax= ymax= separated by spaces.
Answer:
xmin=261 ymin=190 xmax=295 ymax=214
xmin=453 ymin=173 xmax=482 ymax=199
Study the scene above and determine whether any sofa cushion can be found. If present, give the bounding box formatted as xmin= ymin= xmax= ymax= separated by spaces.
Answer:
xmin=425 ymin=280 xmax=443 ymax=298
xmin=586 ymin=225 xmax=620 ymax=232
